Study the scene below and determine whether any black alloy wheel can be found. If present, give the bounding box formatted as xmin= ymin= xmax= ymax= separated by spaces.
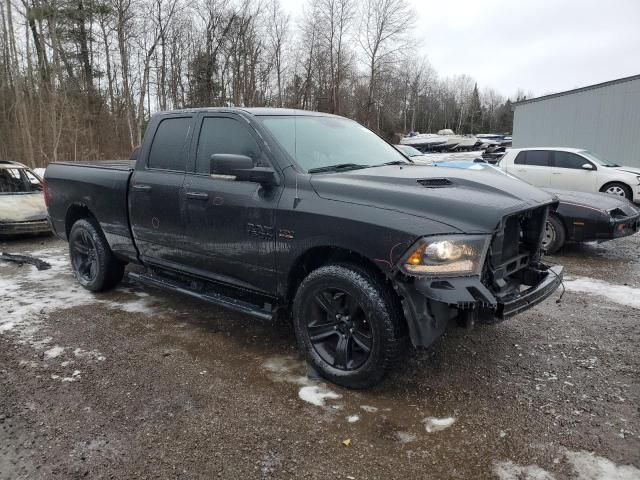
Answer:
xmin=71 ymin=228 xmax=99 ymax=284
xmin=306 ymin=288 xmax=373 ymax=371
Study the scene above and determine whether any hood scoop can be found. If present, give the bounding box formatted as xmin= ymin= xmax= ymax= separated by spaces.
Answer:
xmin=417 ymin=178 xmax=453 ymax=188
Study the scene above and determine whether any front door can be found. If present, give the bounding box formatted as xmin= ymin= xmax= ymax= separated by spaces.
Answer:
xmin=550 ymin=151 xmax=598 ymax=192
xmin=181 ymin=114 xmax=283 ymax=294
xmin=129 ymin=115 xmax=194 ymax=267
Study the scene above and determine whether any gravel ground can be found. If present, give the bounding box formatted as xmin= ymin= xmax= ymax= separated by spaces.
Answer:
xmin=1 ymin=235 xmax=639 ymax=479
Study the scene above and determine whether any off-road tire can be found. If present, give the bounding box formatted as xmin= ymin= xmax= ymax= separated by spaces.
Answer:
xmin=292 ymin=263 xmax=406 ymax=389
xmin=69 ymin=218 xmax=125 ymax=292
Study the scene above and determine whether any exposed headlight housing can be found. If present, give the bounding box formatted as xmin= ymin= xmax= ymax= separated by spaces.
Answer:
xmin=399 ymin=235 xmax=491 ymax=277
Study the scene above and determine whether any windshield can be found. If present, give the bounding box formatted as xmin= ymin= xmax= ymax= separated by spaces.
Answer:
xmin=0 ymin=167 xmax=42 ymax=194
xmin=260 ymin=115 xmax=408 ymax=172
xmin=580 ymin=150 xmax=619 ymax=167
xmin=396 ymin=145 xmax=422 ymax=157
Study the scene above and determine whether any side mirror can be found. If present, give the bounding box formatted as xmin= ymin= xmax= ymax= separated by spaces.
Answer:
xmin=210 ymin=154 xmax=279 ymax=186
xmin=581 ymin=163 xmax=594 ymax=170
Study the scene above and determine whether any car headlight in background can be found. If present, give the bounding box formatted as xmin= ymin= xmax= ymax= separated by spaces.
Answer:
xmin=400 ymin=235 xmax=491 ymax=277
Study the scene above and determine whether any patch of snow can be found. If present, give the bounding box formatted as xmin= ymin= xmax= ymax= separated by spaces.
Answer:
xmin=493 ymin=461 xmax=556 ymax=480
xmin=298 ymin=385 xmax=341 ymax=407
xmin=44 ymin=345 xmax=65 ymax=359
xmin=61 ymin=370 xmax=81 ymax=382
xmin=564 ymin=450 xmax=640 ymax=480
xmin=346 ymin=415 xmax=360 ymax=423
xmin=422 ymin=417 xmax=455 ymax=433
xmin=360 ymin=405 xmax=378 ymax=413
xmin=564 ymin=277 xmax=640 ymax=309
xmin=396 ymin=431 xmax=417 ymax=443
xmin=73 ymin=348 xmax=105 ymax=362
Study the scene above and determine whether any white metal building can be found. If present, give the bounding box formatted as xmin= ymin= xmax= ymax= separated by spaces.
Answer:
xmin=512 ymin=74 xmax=640 ymax=168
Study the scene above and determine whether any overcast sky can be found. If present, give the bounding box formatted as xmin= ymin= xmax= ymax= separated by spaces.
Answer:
xmin=279 ymin=0 xmax=640 ymax=99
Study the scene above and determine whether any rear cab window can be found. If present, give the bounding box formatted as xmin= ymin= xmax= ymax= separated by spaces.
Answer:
xmin=147 ymin=117 xmax=193 ymax=171
xmin=514 ymin=150 xmax=551 ymax=167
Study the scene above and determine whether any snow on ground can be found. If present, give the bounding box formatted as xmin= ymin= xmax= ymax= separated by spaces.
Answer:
xmin=298 ymin=385 xmax=342 ymax=407
xmin=346 ymin=415 xmax=360 ymax=423
xmin=360 ymin=405 xmax=378 ymax=413
xmin=422 ymin=417 xmax=455 ymax=433
xmin=0 ymin=246 xmax=160 ymax=370
xmin=493 ymin=449 xmax=640 ymax=480
xmin=262 ymin=356 xmax=343 ymax=408
xmin=564 ymin=276 xmax=640 ymax=309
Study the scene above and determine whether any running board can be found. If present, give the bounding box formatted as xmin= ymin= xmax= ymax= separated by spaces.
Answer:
xmin=127 ymin=271 xmax=273 ymax=321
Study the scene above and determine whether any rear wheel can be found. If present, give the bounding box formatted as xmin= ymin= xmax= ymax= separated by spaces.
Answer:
xmin=542 ymin=214 xmax=566 ymax=254
xmin=600 ymin=182 xmax=632 ymax=200
xmin=69 ymin=218 xmax=125 ymax=291
xmin=292 ymin=264 xmax=405 ymax=389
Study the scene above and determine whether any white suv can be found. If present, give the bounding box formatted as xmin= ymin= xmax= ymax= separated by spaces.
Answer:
xmin=498 ymin=147 xmax=640 ymax=202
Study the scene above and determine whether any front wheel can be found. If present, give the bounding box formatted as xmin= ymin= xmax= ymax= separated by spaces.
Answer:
xmin=600 ymin=182 xmax=632 ymax=200
xmin=69 ymin=218 xmax=125 ymax=292
xmin=292 ymin=264 xmax=405 ymax=389
xmin=542 ymin=214 xmax=566 ymax=254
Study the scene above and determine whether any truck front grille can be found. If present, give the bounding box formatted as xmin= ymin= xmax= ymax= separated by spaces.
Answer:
xmin=484 ymin=205 xmax=549 ymax=297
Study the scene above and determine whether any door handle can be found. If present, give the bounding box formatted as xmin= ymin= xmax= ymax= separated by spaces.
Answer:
xmin=186 ymin=191 xmax=209 ymax=201
xmin=132 ymin=184 xmax=152 ymax=192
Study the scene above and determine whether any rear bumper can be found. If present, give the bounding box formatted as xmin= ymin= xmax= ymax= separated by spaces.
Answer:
xmin=0 ymin=219 xmax=52 ymax=236
xmin=395 ymin=265 xmax=563 ymax=348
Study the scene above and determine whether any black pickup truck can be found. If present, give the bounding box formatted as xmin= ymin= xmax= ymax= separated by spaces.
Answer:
xmin=45 ymin=108 xmax=563 ymax=388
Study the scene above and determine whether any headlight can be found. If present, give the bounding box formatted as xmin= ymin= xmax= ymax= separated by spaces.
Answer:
xmin=399 ymin=235 xmax=491 ymax=277
xmin=636 ymin=176 xmax=640 ymax=184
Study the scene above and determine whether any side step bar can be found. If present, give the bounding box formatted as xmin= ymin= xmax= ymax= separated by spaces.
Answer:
xmin=128 ymin=271 xmax=273 ymax=321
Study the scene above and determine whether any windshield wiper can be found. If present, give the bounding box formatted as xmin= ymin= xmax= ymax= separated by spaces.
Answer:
xmin=308 ymin=163 xmax=367 ymax=173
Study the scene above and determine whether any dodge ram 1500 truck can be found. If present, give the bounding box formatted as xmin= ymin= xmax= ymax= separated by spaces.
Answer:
xmin=45 ymin=108 xmax=563 ymax=388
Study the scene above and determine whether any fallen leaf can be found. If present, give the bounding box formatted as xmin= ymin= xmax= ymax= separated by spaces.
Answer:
xmin=342 ymin=438 xmax=351 ymax=447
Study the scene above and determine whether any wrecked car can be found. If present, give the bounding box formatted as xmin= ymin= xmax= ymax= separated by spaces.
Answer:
xmin=0 ymin=161 xmax=51 ymax=236
xmin=429 ymin=160 xmax=640 ymax=253
xmin=44 ymin=108 xmax=563 ymax=389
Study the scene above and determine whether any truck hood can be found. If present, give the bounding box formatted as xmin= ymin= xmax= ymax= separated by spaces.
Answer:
xmin=310 ymin=164 xmax=556 ymax=233
xmin=0 ymin=193 xmax=47 ymax=222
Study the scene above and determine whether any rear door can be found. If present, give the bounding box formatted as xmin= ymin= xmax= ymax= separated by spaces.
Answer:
xmin=129 ymin=115 xmax=194 ymax=267
xmin=509 ymin=150 xmax=552 ymax=187
xmin=550 ymin=151 xmax=598 ymax=192
xmin=180 ymin=113 xmax=283 ymax=294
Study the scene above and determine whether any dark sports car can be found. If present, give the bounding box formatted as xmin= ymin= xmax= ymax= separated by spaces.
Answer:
xmin=426 ymin=160 xmax=640 ymax=253
xmin=542 ymin=189 xmax=640 ymax=253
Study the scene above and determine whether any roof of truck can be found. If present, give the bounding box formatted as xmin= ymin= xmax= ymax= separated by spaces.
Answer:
xmin=152 ymin=107 xmax=340 ymax=118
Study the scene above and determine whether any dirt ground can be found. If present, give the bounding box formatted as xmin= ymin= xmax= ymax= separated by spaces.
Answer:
xmin=1 ymin=234 xmax=639 ymax=479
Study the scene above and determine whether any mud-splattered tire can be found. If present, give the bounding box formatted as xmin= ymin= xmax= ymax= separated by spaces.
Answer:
xmin=292 ymin=264 xmax=405 ymax=389
xmin=69 ymin=218 xmax=125 ymax=292
xmin=542 ymin=214 xmax=566 ymax=254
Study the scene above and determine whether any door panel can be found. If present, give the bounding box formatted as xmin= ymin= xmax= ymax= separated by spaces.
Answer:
xmin=550 ymin=151 xmax=597 ymax=192
xmin=510 ymin=150 xmax=552 ymax=187
xmin=181 ymin=114 xmax=283 ymax=294
xmin=129 ymin=116 xmax=193 ymax=266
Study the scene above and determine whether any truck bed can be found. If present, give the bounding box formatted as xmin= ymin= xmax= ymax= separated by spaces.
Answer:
xmin=53 ymin=160 xmax=136 ymax=171
xmin=45 ymin=161 xmax=138 ymax=262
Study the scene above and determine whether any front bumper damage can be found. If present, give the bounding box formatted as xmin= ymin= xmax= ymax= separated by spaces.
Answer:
xmin=0 ymin=219 xmax=52 ymax=236
xmin=395 ymin=265 xmax=563 ymax=348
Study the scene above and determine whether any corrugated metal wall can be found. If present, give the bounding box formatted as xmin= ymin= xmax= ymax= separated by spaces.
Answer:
xmin=513 ymin=77 xmax=640 ymax=168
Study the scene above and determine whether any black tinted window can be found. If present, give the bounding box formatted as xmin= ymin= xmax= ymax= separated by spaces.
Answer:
xmin=515 ymin=150 xmax=550 ymax=167
xmin=553 ymin=151 xmax=591 ymax=169
xmin=148 ymin=117 xmax=192 ymax=171
xmin=195 ymin=117 xmax=264 ymax=174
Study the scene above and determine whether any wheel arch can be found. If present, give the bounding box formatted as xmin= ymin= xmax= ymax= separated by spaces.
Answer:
xmin=285 ymin=246 xmax=396 ymax=305
xmin=65 ymin=203 xmax=97 ymax=238
xmin=599 ymin=180 xmax=633 ymax=201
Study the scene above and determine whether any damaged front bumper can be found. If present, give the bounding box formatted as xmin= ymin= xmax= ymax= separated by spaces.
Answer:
xmin=395 ymin=265 xmax=563 ymax=348
xmin=0 ymin=219 xmax=52 ymax=236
